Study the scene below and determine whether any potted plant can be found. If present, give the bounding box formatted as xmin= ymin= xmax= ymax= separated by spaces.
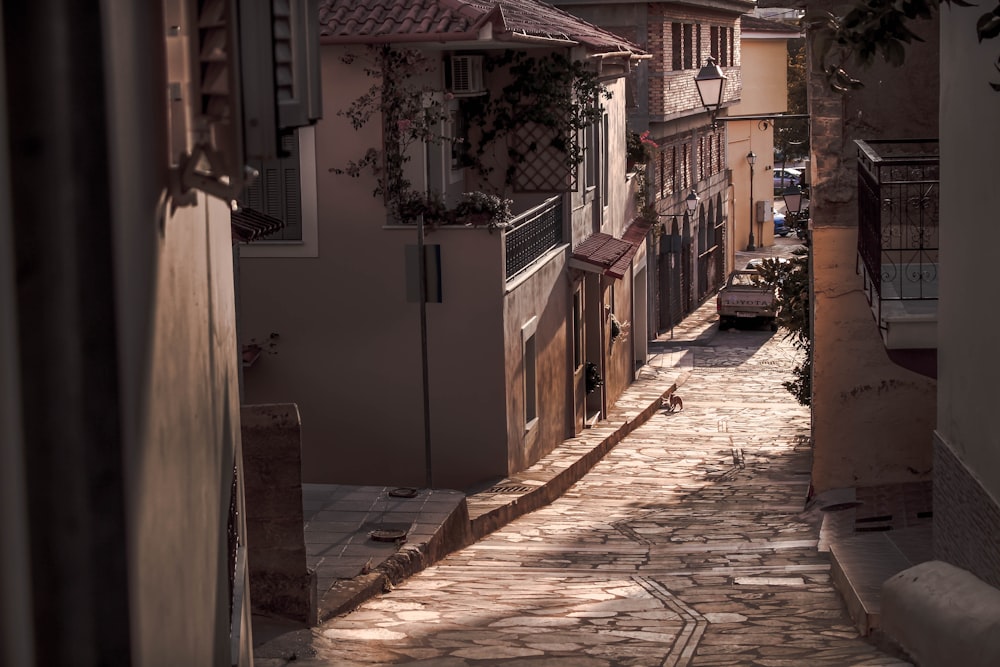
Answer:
xmin=455 ymin=191 xmax=513 ymax=231
xmin=396 ymin=190 xmax=451 ymax=226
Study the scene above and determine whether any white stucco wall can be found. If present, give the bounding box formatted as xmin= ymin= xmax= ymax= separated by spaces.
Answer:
xmin=937 ymin=5 xmax=1000 ymax=500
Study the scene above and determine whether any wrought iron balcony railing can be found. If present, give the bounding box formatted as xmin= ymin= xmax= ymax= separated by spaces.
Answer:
xmin=504 ymin=196 xmax=564 ymax=280
xmin=856 ymin=139 xmax=939 ymax=330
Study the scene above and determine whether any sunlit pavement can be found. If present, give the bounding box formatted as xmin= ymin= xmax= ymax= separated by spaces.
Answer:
xmin=255 ymin=246 xmax=910 ymax=666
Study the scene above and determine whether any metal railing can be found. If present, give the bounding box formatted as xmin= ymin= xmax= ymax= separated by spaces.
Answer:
xmin=856 ymin=139 xmax=939 ymax=312
xmin=504 ymin=196 xmax=564 ymax=280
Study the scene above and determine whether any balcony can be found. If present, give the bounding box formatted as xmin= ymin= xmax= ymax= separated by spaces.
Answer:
xmin=855 ymin=139 xmax=938 ymax=367
xmin=505 ymin=196 xmax=564 ymax=281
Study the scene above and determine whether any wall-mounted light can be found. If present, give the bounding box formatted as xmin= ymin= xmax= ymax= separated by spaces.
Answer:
xmin=658 ymin=189 xmax=700 ymax=223
xmin=694 ymin=57 xmax=727 ymax=128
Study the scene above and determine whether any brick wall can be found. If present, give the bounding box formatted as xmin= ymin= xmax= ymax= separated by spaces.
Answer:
xmin=934 ymin=432 xmax=1000 ymax=589
xmin=646 ymin=5 xmax=742 ymax=118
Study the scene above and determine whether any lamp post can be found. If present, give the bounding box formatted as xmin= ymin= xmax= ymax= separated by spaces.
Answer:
xmin=746 ymin=151 xmax=756 ymax=251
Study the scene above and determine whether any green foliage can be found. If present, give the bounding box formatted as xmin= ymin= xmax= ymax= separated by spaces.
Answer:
xmin=775 ymin=39 xmax=809 ymax=164
xmin=808 ymin=0 xmax=1000 ymax=92
xmin=330 ymin=45 xmax=451 ymax=217
xmin=458 ymin=50 xmax=612 ymax=186
xmin=331 ymin=46 xmax=610 ymax=219
xmin=754 ymin=248 xmax=812 ymax=406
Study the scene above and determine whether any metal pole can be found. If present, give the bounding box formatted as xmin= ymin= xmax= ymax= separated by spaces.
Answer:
xmin=747 ymin=162 xmax=756 ymax=251
xmin=417 ymin=214 xmax=433 ymax=488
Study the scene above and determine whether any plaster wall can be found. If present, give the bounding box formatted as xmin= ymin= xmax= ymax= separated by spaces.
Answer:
xmin=738 ymin=37 xmax=789 ymax=115
xmin=937 ymin=0 xmax=1000 ymax=510
xmin=726 ymin=32 xmax=791 ymax=251
xmin=810 ymin=226 xmax=935 ymax=491
xmin=503 ymin=255 xmax=573 ymax=474
xmin=933 ymin=3 xmax=1000 ymax=579
xmin=805 ymin=4 xmax=938 ymax=491
xmin=239 ymin=48 xmax=510 ymax=490
xmin=127 ymin=195 xmax=244 ymax=666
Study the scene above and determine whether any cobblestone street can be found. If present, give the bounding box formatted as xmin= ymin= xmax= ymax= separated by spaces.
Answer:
xmin=258 ymin=298 xmax=911 ymax=666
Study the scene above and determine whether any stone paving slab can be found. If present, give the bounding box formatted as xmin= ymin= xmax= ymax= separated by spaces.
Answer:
xmin=254 ymin=265 xmax=913 ymax=665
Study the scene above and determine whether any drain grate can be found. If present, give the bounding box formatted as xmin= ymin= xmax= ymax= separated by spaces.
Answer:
xmin=820 ymin=501 xmax=864 ymax=512
xmin=482 ymin=485 xmax=535 ymax=494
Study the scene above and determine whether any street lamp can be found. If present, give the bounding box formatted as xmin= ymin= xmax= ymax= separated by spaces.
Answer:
xmin=746 ymin=151 xmax=757 ymax=251
xmin=658 ymin=189 xmax=700 ymax=227
xmin=685 ymin=189 xmax=699 ymax=213
xmin=782 ymin=184 xmax=805 ymax=238
xmin=694 ymin=57 xmax=727 ymax=127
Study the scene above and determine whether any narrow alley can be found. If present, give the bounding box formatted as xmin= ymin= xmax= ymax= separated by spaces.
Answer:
xmin=257 ymin=259 xmax=910 ymax=666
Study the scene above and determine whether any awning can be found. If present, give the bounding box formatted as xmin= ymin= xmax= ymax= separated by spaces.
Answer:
xmin=569 ymin=218 xmax=652 ymax=279
xmin=231 ymin=205 xmax=285 ymax=243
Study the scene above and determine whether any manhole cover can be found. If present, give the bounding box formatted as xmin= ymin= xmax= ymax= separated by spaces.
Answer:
xmin=370 ymin=529 xmax=407 ymax=543
xmin=388 ymin=487 xmax=418 ymax=498
xmin=820 ymin=501 xmax=863 ymax=512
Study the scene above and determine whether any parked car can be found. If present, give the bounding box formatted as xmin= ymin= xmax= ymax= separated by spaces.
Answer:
xmin=773 ymin=167 xmax=802 ymax=192
xmin=717 ymin=270 xmax=778 ymax=331
xmin=773 ymin=209 xmax=790 ymax=236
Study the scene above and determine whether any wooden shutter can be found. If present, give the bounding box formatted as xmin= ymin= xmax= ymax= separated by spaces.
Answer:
xmin=275 ymin=0 xmax=322 ymax=129
xmin=240 ymin=131 xmax=301 ymax=240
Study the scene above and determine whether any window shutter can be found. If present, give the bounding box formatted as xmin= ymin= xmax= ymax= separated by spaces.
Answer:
xmin=279 ymin=132 xmax=301 ymax=240
xmin=238 ymin=131 xmax=301 ymax=240
xmin=238 ymin=0 xmax=279 ymax=161
xmin=275 ymin=0 xmax=322 ymax=129
xmin=180 ymin=0 xmax=247 ymax=200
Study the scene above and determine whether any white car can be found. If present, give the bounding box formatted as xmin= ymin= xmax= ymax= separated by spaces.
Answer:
xmin=773 ymin=168 xmax=802 ymax=191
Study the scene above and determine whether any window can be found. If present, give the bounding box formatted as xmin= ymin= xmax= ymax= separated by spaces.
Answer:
xmin=238 ymin=125 xmax=318 ymax=257
xmin=709 ymin=26 xmax=733 ymax=67
xmin=449 ymin=102 xmax=469 ymax=174
xmin=522 ymin=317 xmax=539 ymax=428
xmin=241 ymin=131 xmax=301 ymax=241
xmin=683 ymin=24 xmax=694 ymax=70
xmin=584 ymin=122 xmax=597 ymax=192
xmin=696 ymin=25 xmax=702 ymax=67
xmin=573 ymin=290 xmax=583 ymax=370
xmin=671 ymin=23 xmax=682 ymax=70
xmin=601 ymin=114 xmax=609 ymax=206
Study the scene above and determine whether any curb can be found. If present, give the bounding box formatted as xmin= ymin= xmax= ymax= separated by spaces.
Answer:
xmin=316 ymin=381 xmax=677 ymax=621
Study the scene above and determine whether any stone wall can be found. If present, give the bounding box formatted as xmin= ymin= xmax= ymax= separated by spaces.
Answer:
xmin=242 ymin=403 xmax=316 ymax=625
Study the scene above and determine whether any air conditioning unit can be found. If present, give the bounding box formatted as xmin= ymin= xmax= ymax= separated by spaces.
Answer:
xmin=449 ymin=55 xmax=485 ymax=96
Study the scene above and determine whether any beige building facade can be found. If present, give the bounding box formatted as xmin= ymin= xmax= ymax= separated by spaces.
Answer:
xmin=728 ymin=15 xmax=801 ymax=254
xmin=239 ymin=1 xmax=646 ymax=491
xmin=549 ymin=0 xmax=753 ymax=337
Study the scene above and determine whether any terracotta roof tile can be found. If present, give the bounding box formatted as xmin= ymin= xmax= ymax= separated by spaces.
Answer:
xmin=318 ymin=0 xmax=641 ymax=53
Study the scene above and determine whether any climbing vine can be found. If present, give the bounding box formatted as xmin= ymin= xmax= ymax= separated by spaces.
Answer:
xmin=457 ymin=50 xmax=612 ymax=187
xmin=330 ymin=45 xmax=611 ymax=222
xmin=330 ymin=45 xmax=451 ymax=216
